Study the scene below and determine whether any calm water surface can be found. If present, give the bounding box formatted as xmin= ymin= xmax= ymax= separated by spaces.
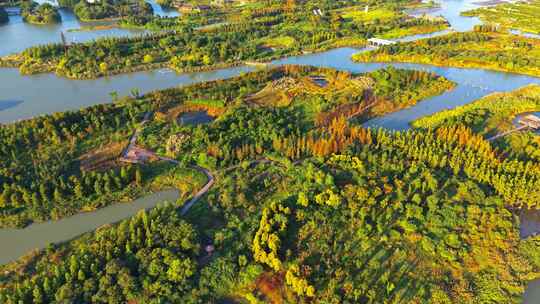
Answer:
xmin=0 ymin=9 xmax=144 ymax=56
xmin=179 ymin=111 xmax=214 ymax=126
xmin=0 ymin=190 xmax=179 ymax=265
xmin=0 ymin=66 xmax=254 ymax=123
xmin=0 ymin=0 xmax=177 ymax=56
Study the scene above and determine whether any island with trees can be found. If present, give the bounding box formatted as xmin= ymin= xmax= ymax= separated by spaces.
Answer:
xmin=70 ymin=0 xmax=153 ymax=21
xmin=0 ymin=65 xmax=454 ymax=228
xmin=1 ymin=0 xmax=449 ymax=79
xmin=353 ymin=28 xmax=540 ymax=77
xmin=20 ymin=0 xmax=61 ymax=24
xmin=0 ymin=64 xmax=539 ymax=303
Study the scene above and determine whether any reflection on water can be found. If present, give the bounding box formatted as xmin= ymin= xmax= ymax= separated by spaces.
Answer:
xmin=408 ymin=0 xmax=482 ymax=32
xmin=524 ymin=280 xmax=540 ymax=304
xmin=146 ymin=0 xmax=180 ymax=17
xmin=0 ymin=9 xmax=144 ymax=56
xmin=510 ymin=29 xmax=540 ymax=40
xmin=0 ymin=100 xmax=22 ymax=111
xmin=521 ymin=210 xmax=540 ymax=303
xmin=521 ymin=209 xmax=540 ymax=239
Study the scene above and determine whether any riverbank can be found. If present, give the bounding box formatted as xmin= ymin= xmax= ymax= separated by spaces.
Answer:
xmin=0 ymin=189 xmax=180 ymax=265
xmin=353 ymin=31 xmax=540 ymax=78
xmin=0 ymin=0 xmax=450 ymax=80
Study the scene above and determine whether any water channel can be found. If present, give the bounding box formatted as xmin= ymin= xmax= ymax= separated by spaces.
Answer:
xmin=0 ymin=0 xmax=177 ymax=57
xmin=0 ymin=189 xmax=180 ymax=265
xmin=1 ymin=0 xmax=539 ymax=300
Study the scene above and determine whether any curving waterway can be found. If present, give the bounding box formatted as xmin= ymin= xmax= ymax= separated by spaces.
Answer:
xmin=0 ymin=0 xmax=176 ymax=57
xmin=1 ymin=0 xmax=540 ymax=300
xmin=0 ymin=190 xmax=180 ymax=265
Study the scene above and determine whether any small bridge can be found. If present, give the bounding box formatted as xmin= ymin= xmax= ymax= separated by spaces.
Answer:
xmin=367 ymin=38 xmax=397 ymax=47
xmin=487 ymin=114 xmax=540 ymax=141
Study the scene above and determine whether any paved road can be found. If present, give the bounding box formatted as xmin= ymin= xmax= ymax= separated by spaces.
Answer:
xmin=180 ymin=166 xmax=215 ymax=215
xmin=155 ymin=156 xmax=215 ymax=215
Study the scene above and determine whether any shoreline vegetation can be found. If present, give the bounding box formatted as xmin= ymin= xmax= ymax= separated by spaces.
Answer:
xmin=413 ymin=84 xmax=540 ymax=162
xmin=0 ymin=65 xmax=539 ymax=303
xmin=353 ymin=29 xmax=540 ymax=78
xmin=0 ymin=0 xmax=449 ymax=79
xmin=462 ymin=0 xmax=540 ymax=35
xmin=59 ymin=0 xmax=153 ymax=22
xmin=20 ymin=1 xmax=61 ymax=25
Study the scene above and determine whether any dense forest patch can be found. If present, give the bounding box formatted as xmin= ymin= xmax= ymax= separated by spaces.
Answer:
xmin=2 ymin=125 xmax=540 ymax=302
xmin=413 ymin=84 xmax=540 ymax=163
xmin=3 ymin=66 xmax=540 ymax=304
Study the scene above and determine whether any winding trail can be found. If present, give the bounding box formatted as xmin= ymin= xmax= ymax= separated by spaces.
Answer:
xmin=180 ymin=165 xmax=215 ymax=215
xmin=121 ymin=111 xmax=215 ymax=215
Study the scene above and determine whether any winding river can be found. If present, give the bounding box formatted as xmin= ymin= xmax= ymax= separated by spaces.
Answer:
xmin=0 ymin=189 xmax=180 ymax=265
xmin=1 ymin=0 xmax=540 ymax=301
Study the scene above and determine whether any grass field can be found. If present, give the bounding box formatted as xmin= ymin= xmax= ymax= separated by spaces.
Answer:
xmin=342 ymin=8 xmax=398 ymax=22
xmin=262 ymin=36 xmax=297 ymax=49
